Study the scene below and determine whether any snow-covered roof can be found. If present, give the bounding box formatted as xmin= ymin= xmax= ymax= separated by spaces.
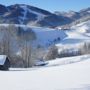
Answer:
xmin=0 ymin=55 xmax=7 ymax=65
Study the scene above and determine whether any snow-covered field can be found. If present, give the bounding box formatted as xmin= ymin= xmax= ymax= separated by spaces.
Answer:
xmin=46 ymin=54 xmax=90 ymax=67
xmin=0 ymin=55 xmax=90 ymax=90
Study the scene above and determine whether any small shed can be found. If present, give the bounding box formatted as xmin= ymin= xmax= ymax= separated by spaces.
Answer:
xmin=0 ymin=55 xmax=10 ymax=70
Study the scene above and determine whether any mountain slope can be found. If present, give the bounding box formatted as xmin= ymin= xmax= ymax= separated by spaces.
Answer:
xmin=55 ymin=7 xmax=90 ymax=26
xmin=0 ymin=4 xmax=90 ymax=27
xmin=0 ymin=4 xmax=64 ymax=27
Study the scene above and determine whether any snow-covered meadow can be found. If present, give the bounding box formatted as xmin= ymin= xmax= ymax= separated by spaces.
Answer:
xmin=0 ymin=54 xmax=90 ymax=90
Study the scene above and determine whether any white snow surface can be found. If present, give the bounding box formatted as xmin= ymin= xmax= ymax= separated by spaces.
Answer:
xmin=32 ymin=28 xmax=66 ymax=47
xmin=56 ymin=20 xmax=90 ymax=51
xmin=0 ymin=54 xmax=90 ymax=90
xmin=46 ymin=54 xmax=90 ymax=66
xmin=72 ymin=20 xmax=90 ymax=34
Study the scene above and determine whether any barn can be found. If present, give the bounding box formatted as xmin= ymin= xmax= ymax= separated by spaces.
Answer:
xmin=0 ymin=55 xmax=10 ymax=70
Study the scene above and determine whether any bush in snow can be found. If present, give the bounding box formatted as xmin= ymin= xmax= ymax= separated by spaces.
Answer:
xmin=44 ymin=45 xmax=58 ymax=60
xmin=80 ymin=42 xmax=90 ymax=55
xmin=58 ymin=42 xmax=90 ymax=58
xmin=58 ymin=49 xmax=81 ymax=58
xmin=9 ymin=55 xmax=25 ymax=68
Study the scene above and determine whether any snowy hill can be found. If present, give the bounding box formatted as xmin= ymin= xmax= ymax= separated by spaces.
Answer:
xmin=32 ymin=27 xmax=66 ymax=47
xmin=56 ymin=20 xmax=90 ymax=53
xmin=72 ymin=20 xmax=90 ymax=34
xmin=0 ymin=4 xmax=90 ymax=27
xmin=55 ymin=7 xmax=90 ymax=26
xmin=0 ymin=4 xmax=64 ymax=27
xmin=0 ymin=54 xmax=90 ymax=90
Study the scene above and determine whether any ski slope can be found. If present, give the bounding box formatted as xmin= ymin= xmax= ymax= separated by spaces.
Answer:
xmin=0 ymin=55 xmax=90 ymax=90
xmin=56 ymin=20 xmax=90 ymax=52
xmin=32 ymin=28 xmax=66 ymax=47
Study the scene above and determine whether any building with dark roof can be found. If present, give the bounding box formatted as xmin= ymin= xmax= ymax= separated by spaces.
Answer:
xmin=0 ymin=55 xmax=10 ymax=70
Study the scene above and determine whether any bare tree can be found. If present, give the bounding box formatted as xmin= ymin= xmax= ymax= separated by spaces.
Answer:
xmin=0 ymin=25 xmax=36 ymax=67
xmin=17 ymin=26 xmax=36 ymax=67
xmin=0 ymin=25 xmax=19 ymax=66
xmin=44 ymin=45 xmax=58 ymax=60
